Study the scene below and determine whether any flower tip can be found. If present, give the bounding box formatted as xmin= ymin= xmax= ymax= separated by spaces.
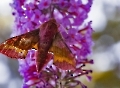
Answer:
xmin=12 ymin=12 xmax=16 ymax=15
xmin=89 ymin=59 xmax=94 ymax=64
xmin=86 ymin=75 xmax=92 ymax=81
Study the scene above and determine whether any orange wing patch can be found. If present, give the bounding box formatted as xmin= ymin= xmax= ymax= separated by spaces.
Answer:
xmin=0 ymin=43 xmax=28 ymax=58
xmin=0 ymin=29 xmax=39 ymax=59
xmin=50 ymin=33 xmax=76 ymax=70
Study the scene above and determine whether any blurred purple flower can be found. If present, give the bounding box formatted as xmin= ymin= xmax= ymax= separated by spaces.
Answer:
xmin=10 ymin=0 xmax=93 ymax=88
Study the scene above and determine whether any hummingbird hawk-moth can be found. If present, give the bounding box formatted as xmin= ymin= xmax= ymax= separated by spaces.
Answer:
xmin=0 ymin=19 xmax=76 ymax=72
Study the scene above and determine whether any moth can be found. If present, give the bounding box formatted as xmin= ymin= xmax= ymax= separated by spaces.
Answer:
xmin=0 ymin=19 xmax=76 ymax=72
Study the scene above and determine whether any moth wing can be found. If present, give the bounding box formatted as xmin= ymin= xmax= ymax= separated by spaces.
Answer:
xmin=49 ymin=33 xmax=76 ymax=70
xmin=0 ymin=29 xmax=39 ymax=59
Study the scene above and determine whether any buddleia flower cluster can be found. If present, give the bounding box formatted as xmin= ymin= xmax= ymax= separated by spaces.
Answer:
xmin=10 ymin=0 xmax=93 ymax=88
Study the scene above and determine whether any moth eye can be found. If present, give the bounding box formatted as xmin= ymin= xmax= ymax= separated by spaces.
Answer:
xmin=43 ymin=41 xmax=49 ymax=45
xmin=44 ymin=42 xmax=47 ymax=44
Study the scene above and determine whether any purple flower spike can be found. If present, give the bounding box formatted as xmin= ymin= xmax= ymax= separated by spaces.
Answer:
xmin=10 ymin=0 xmax=94 ymax=88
